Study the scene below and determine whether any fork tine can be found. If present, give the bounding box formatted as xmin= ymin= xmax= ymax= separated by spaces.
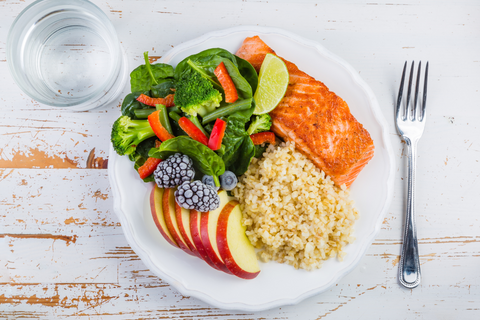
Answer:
xmin=405 ymin=61 xmax=415 ymax=120
xmin=396 ymin=61 xmax=407 ymax=120
xmin=413 ymin=61 xmax=421 ymax=121
xmin=421 ymin=61 xmax=429 ymax=121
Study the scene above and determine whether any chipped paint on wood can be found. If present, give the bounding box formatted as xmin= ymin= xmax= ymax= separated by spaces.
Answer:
xmin=0 ymin=284 xmax=119 ymax=309
xmin=86 ymin=148 xmax=108 ymax=169
xmin=0 ymin=148 xmax=80 ymax=168
xmin=0 ymin=234 xmax=78 ymax=245
xmin=148 ymin=56 xmax=162 ymax=63
xmin=91 ymin=247 xmax=141 ymax=261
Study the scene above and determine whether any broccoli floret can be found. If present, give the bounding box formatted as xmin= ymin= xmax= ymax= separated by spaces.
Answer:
xmin=111 ymin=115 xmax=156 ymax=156
xmin=174 ymin=67 xmax=222 ymax=118
xmin=247 ymin=114 xmax=272 ymax=135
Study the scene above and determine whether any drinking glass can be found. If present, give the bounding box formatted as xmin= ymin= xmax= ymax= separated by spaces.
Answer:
xmin=7 ymin=0 xmax=128 ymax=111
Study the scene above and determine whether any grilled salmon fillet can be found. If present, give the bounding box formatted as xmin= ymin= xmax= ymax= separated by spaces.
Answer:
xmin=236 ymin=36 xmax=374 ymax=188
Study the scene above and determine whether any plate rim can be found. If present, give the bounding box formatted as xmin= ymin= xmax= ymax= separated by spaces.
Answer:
xmin=108 ymin=25 xmax=396 ymax=311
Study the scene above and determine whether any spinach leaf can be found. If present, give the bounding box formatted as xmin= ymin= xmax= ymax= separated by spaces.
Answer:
xmin=217 ymin=144 xmax=226 ymax=156
xmin=148 ymin=136 xmax=225 ymax=179
xmin=254 ymin=144 xmax=267 ymax=158
xmin=220 ymin=115 xmax=249 ymax=168
xmin=150 ymin=78 xmax=175 ymax=98
xmin=231 ymin=136 xmax=255 ymax=176
xmin=170 ymin=119 xmax=188 ymax=137
xmin=142 ymin=175 xmax=155 ymax=182
xmin=148 ymin=63 xmax=174 ymax=81
xmin=235 ymin=55 xmax=258 ymax=93
xmin=130 ymin=53 xmax=174 ymax=92
xmin=195 ymin=48 xmax=239 ymax=67
xmin=203 ymin=122 xmax=214 ymax=134
xmin=174 ymin=48 xmax=238 ymax=80
xmin=136 ymin=136 xmax=157 ymax=159
xmin=130 ymin=63 xmax=174 ymax=92
xmin=121 ymin=91 xmax=150 ymax=119
xmin=132 ymin=64 xmax=173 ymax=92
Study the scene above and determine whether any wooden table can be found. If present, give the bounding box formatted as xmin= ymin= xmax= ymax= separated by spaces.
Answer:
xmin=1 ymin=0 xmax=479 ymax=318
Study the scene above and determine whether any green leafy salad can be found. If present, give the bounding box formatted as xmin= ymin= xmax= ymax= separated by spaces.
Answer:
xmin=111 ymin=48 xmax=276 ymax=189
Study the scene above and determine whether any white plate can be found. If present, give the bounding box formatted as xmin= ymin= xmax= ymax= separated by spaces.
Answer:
xmin=108 ymin=26 xmax=395 ymax=311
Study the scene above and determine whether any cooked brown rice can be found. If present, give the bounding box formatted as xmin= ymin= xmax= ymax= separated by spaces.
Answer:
xmin=232 ymin=142 xmax=358 ymax=270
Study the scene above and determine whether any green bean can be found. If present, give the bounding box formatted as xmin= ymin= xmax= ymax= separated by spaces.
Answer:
xmin=202 ymin=98 xmax=252 ymax=124
xmin=156 ymin=104 xmax=173 ymax=135
xmin=187 ymin=115 xmax=209 ymax=137
xmin=169 ymin=106 xmax=181 ymax=114
xmin=133 ymin=108 xmax=156 ymax=119
xmin=169 ymin=111 xmax=181 ymax=123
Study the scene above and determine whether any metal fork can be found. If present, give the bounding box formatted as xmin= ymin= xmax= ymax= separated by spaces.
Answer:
xmin=395 ymin=61 xmax=429 ymax=289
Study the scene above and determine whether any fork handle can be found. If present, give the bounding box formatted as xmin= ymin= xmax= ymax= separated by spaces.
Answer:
xmin=398 ymin=138 xmax=421 ymax=288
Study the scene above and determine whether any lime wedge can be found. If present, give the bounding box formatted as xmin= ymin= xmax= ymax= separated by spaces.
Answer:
xmin=253 ymin=53 xmax=289 ymax=115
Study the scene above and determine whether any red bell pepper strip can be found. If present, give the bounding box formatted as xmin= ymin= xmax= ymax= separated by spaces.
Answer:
xmin=148 ymin=110 xmax=175 ymax=142
xmin=138 ymin=157 xmax=162 ymax=179
xmin=178 ymin=117 xmax=209 ymax=146
xmin=250 ymin=132 xmax=276 ymax=145
xmin=207 ymin=118 xmax=227 ymax=151
xmin=137 ymin=94 xmax=175 ymax=107
xmin=214 ymin=62 xmax=238 ymax=103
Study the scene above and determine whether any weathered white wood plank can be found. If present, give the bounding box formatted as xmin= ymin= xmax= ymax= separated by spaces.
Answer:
xmin=1 ymin=277 xmax=479 ymax=318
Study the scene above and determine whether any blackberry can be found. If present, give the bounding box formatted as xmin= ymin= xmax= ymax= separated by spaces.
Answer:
xmin=153 ymin=153 xmax=195 ymax=188
xmin=175 ymin=181 xmax=220 ymax=212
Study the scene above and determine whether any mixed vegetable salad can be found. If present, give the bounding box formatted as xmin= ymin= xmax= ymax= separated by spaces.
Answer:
xmin=111 ymin=48 xmax=276 ymax=212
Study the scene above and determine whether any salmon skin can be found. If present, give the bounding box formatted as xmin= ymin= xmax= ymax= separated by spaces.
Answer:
xmin=236 ymin=36 xmax=374 ymax=188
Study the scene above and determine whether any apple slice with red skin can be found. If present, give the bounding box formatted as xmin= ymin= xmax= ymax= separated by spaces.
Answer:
xmin=200 ymin=190 xmax=231 ymax=274
xmin=189 ymin=209 xmax=219 ymax=270
xmin=175 ymin=202 xmax=201 ymax=258
xmin=217 ymin=200 xmax=260 ymax=279
xmin=150 ymin=185 xmax=178 ymax=248
xmin=163 ymin=187 xmax=195 ymax=256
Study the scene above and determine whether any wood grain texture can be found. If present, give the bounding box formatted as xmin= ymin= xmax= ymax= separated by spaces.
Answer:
xmin=1 ymin=0 xmax=480 ymax=318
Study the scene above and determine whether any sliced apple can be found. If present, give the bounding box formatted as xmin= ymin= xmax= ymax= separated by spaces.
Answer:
xmin=163 ymin=187 xmax=195 ymax=256
xmin=150 ymin=185 xmax=178 ymax=248
xmin=200 ymin=190 xmax=231 ymax=274
xmin=217 ymin=200 xmax=260 ymax=279
xmin=190 ymin=209 xmax=219 ymax=270
xmin=175 ymin=202 xmax=200 ymax=258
